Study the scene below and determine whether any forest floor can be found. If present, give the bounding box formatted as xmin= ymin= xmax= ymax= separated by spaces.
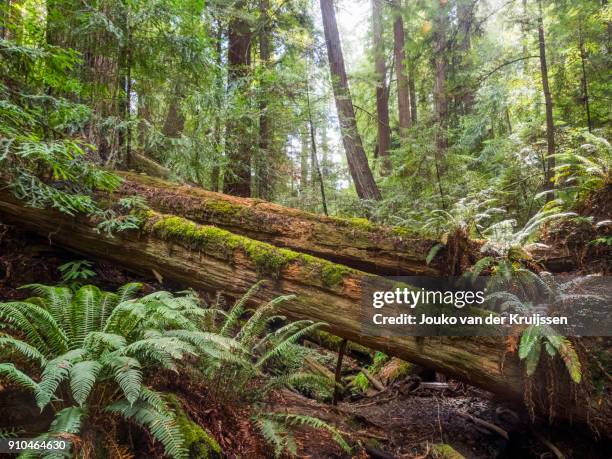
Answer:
xmin=0 ymin=224 xmax=610 ymax=459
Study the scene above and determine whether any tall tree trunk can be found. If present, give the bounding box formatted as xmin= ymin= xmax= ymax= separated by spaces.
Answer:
xmin=409 ymin=73 xmax=417 ymax=124
xmin=537 ymin=0 xmax=555 ymax=200
xmin=300 ymin=125 xmax=310 ymax=191
xmin=320 ymin=0 xmax=381 ymax=200
xmin=306 ymin=72 xmax=328 ymax=214
xmin=372 ymin=0 xmax=392 ymax=174
xmin=393 ymin=0 xmax=411 ymax=138
xmin=457 ymin=0 xmax=475 ymax=114
xmin=255 ymin=0 xmax=274 ymax=200
xmin=432 ymin=0 xmax=449 ymax=154
xmin=223 ymin=1 xmax=252 ymax=197
xmin=579 ymin=31 xmax=593 ymax=133
xmin=0 ymin=0 xmax=9 ymax=39
xmin=162 ymin=86 xmax=185 ymax=138
xmin=210 ymin=18 xmax=224 ymax=192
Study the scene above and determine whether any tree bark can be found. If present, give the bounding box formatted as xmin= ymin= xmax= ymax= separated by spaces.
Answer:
xmin=255 ymin=0 xmax=274 ymax=200
xmin=223 ymin=0 xmax=252 ymax=197
xmin=372 ymin=0 xmax=392 ymax=174
xmin=300 ymin=125 xmax=310 ymax=191
xmin=432 ymin=0 xmax=449 ymax=154
xmin=408 ymin=73 xmax=417 ymax=124
xmin=116 ymin=172 xmax=453 ymax=276
xmin=537 ymin=0 xmax=555 ymax=201
xmin=0 ymin=191 xmax=608 ymax=431
xmin=320 ymin=0 xmax=381 ymax=200
xmin=162 ymin=86 xmax=185 ymax=138
xmin=457 ymin=0 xmax=475 ymax=114
xmin=393 ymin=0 xmax=412 ymax=139
xmin=579 ymin=32 xmax=593 ymax=132
xmin=210 ymin=18 xmax=224 ymax=193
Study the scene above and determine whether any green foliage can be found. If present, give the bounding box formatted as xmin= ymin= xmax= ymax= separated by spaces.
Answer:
xmin=0 ymin=38 xmax=121 ymax=217
xmin=198 ymin=285 xmax=347 ymax=455
xmin=485 ymin=271 xmax=602 ymax=383
xmin=519 ymin=325 xmax=582 ymax=383
xmin=0 ymin=283 xmax=246 ymax=458
xmin=58 ymin=260 xmax=96 ymax=284
xmin=254 ymin=412 xmax=351 ymax=458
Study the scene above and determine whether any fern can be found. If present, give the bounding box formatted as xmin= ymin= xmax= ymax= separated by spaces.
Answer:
xmin=106 ymin=399 xmax=187 ymax=459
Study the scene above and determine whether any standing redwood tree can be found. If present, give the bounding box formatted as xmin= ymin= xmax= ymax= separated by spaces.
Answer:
xmin=393 ymin=0 xmax=412 ymax=139
xmin=224 ymin=0 xmax=253 ymax=197
xmin=256 ymin=0 xmax=274 ymax=200
xmin=372 ymin=0 xmax=391 ymax=174
xmin=536 ymin=0 xmax=555 ymax=199
xmin=320 ymin=0 xmax=381 ymax=200
xmin=432 ymin=0 xmax=449 ymax=154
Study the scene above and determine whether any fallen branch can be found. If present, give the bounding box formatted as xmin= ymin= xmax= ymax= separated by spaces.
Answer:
xmin=455 ymin=411 xmax=509 ymax=441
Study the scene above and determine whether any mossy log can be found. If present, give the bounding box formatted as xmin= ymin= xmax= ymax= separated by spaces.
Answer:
xmin=115 ymin=172 xmax=476 ymax=276
xmin=0 ymin=191 xmax=609 ymax=432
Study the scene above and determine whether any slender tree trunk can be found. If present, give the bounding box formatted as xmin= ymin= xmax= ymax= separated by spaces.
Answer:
xmin=579 ymin=32 xmax=593 ymax=132
xmin=372 ymin=0 xmax=392 ymax=174
xmin=320 ymin=123 xmax=330 ymax=176
xmin=210 ymin=19 xmax=224 ymax=192
xmin=522 ymin=0 xmax=529 ymax=72
xmin=0 ymin=0 xmax=9 ymax=39
xmin=255 ymin=0 xmax=274 ymax=200
xmin=393 ymin=0 xmax=411 ymax=138
xmin=320 ymin=0 xmax=381 ymax=200
xmin=537 ymin=0 xmax=555 ymax=200
xmin=433 ymin=0 xmax=449 ymax=154
xmin=223 ymin=1 xmax=252 ymax=197
xmin=306 ymin=77 xmax=329 ymax=215
xmin=300 ymin=125 xmax=310 ymax=191
xmin=457 ymin=0 xmax=475 ymax=114
xmin=408 ymin=73 xmax=417 ymax=124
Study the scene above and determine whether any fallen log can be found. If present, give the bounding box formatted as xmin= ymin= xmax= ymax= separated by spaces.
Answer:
xmin=0 ymin=191 xmax=609 ymax=432
xmin=115 ymin=172 xmax=479 ymax=276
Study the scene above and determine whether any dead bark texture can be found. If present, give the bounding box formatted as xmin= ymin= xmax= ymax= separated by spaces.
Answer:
xmin=0 ymin=190 xmax=608 ymax=431
xmin=116 ymin=172 xmax=452 ymax=276
xmin=320 ymin=0 xmax=382 ymax=200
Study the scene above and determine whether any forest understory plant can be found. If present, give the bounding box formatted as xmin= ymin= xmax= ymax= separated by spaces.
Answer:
xmin=0 ymin=282 xmax=245 ymax=458
xmin=0 ymin=277 xmax=350 ymax=458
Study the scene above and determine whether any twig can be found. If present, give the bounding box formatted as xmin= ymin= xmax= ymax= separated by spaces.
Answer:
xmin=455 ymin=411 xmax=509 ymax=440
xmin=534 ymin=432 xmax=565 ymax=459
xmin=332 ymin=338 xmax=347 ymax=405
xmin=362 ymin=368 xmax=385 ymax=391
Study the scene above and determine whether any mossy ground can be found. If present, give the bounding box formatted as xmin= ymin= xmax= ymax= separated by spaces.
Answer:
xmin=431 ymin=443 xmax=465 ymax=459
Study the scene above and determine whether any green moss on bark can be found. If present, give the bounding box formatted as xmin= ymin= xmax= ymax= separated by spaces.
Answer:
xmin=167 ymin=395 xmax=222 ymax=459
xmin=149 ymin=214 xmax=360 ymax=284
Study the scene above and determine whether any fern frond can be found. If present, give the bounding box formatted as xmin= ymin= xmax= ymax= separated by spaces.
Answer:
xmin=37 ymin=349 xmax=87 ymax=409
xmin=220 ymin=281 xmax=265 ymax=337
xmin=0 ymin=363 xmax=39 ymax=393
xmin=70 ymin=360 xmax=102 ymax=406
xmin=256 ymin=322 xmax=324 ymax=369
xmin=105 ymin=399 xmax=187 ymax=459
xmin=238 ymin=295 xmax=294 ymax=347
xmin=0 ymin=335 xmax=47 ymax=365
xmin=115 ymin=283 xmax=143 ymax=303
xmin=102 ymin=355 xmax=142 ymax=405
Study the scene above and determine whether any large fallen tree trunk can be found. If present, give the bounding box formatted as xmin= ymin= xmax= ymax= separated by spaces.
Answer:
xmin=115 ymin=172 xmax=481 ymax=276
xmin=0 ymin=191 xmax=609 ymax=432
